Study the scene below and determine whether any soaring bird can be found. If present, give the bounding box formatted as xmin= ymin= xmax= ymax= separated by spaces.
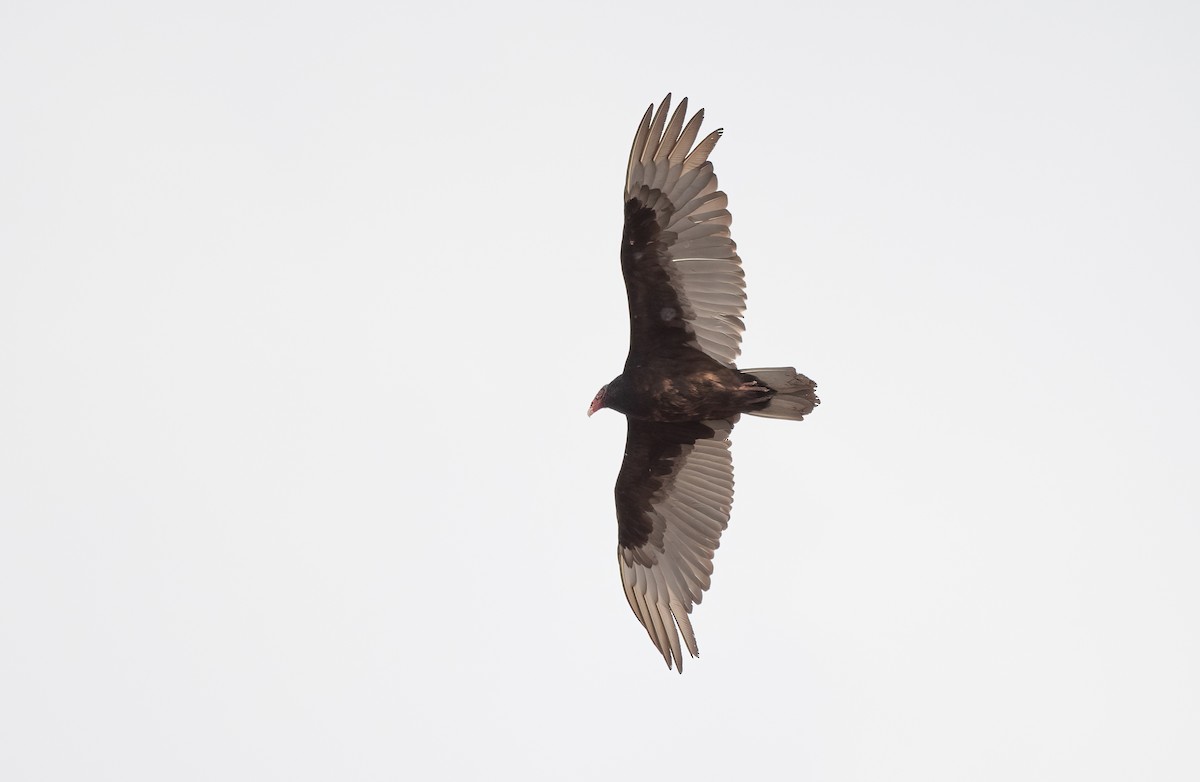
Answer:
xmin=589 ymin=95 xmax=819 ymax=672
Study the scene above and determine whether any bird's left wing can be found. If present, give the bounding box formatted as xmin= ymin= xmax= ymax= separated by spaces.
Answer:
xmin=615 ymin=416 xmax=737 ymax=672
xmin=621 ymin=94 xmax=746 ymax=367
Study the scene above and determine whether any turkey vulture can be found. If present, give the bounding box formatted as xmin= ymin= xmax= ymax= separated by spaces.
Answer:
xmin=589 ymin=95 xmax=819 ymax=672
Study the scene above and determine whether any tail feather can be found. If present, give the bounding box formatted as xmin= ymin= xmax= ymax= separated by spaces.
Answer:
xmin=741 ymin=367 xmax=819 ymax=421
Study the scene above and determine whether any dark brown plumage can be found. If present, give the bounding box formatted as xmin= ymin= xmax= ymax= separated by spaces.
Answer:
xmin=589 ymin=95 xmax=819 ymax=672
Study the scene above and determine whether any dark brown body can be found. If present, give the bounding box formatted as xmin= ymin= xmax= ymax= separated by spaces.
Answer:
xmin=604 ymin=348 xmax=774 ymax=422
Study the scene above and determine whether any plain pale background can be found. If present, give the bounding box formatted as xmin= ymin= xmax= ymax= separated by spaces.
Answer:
xmin=3 ymin=1 xmax=1198 ymax=779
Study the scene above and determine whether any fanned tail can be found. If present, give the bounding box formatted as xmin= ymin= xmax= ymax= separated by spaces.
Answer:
xmin=740 ymin=367 xmax=820 ymax=421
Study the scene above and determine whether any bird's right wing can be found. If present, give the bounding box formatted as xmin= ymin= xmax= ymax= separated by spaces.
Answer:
xmin=615 ymin=416 xmax=737 ymax=672
xmin=621 ymin=95 xmax=746 ymax=368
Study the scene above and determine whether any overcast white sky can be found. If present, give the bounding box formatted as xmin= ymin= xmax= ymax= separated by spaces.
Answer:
xmin=3 ymin=1 xmax=1199 ymax=780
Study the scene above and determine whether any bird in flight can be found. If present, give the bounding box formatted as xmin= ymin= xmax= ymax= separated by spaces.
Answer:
xmin=589 ymin=95 xmax=819 ymax=672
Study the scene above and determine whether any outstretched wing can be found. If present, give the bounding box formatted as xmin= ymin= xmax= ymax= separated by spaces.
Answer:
xmin=621 ymin=94 xmax=746 ymax=368
xmin=616 ymin=416 xmax=737 ymax=672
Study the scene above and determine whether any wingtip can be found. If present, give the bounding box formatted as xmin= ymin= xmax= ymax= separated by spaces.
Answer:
xmin=653 ymin=93 xmax=672 ymax=119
